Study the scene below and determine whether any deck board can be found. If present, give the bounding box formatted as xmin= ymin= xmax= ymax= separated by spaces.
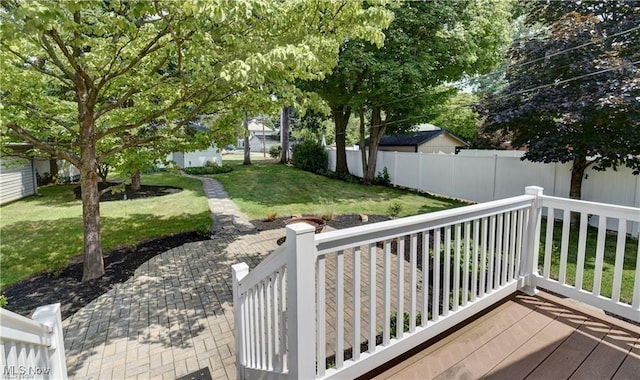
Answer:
xmin=363 ymin=291 xmax=640 ymax=380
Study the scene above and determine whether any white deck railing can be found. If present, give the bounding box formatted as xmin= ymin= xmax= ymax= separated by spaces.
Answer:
xmin=232 ymin=186 xmax=640 ymax=380
xmin=535 ymin=193 xmax=640 ymax=321
xmin=0 ymin=303 xmax=68 ymax=379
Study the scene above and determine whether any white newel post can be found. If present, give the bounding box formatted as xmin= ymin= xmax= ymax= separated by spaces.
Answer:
xmin=232 ymin=262 xmax=249 ymax=380
xmin=285 ymin=223 xmax=317 ymax=379
xmin=520 ymin=186 xmax=544 ymax=295
xmin=31 ymin=303 xmax=68 ymax=379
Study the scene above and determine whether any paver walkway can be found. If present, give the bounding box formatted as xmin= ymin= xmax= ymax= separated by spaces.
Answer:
xmin=63 ymin=176 xmax=272 ymax=379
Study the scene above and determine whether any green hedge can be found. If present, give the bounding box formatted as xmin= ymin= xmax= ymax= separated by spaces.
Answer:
xmin=184 ymin=165 xmax=234 ymax=175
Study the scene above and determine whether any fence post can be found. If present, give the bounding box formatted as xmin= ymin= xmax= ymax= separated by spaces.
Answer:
xmin=31 ymin=303 xmax=68 ymax=379
xmin=520 ymin=186 xmax=544 ymax=296
xmin=285 ymin=222 xmax=317 ymax=379
xmin=232 ymin=262 xmax=249 ymax=380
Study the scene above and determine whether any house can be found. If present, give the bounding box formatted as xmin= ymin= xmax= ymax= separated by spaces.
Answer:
xmin=237 ymin=118 xmax=281 ymax=154
xmin=0 ymin=144 xmax=38 ymax=205
xmin=164 ymin=146 xmax=222 ymax=168
xmin=366 ymin=123 xmax=469 ymax=154
xmin=162 ymin=119 xmax=223 ymax=168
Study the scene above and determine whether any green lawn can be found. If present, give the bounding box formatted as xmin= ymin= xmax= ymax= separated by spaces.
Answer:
xmin=0 ymin=172 xmax=211 ymax=289
xmin=212 ymin=160 xmax=469 ymax=220
xmin=540 ymin=220 xmax=637 ymax=304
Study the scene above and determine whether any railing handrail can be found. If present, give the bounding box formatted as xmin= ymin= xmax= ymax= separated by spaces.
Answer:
xmin=233 ymin=186 xmax=640 ymax=379
xmin=0 ymin=307 xmax=52 ymax=346
xmin=540 ymin=195 xmax=640 ymax=221
xmin=1 ymin=303 xmax=68 ymax=379
xmin=237 ymin=243 xmax=288 ymax=294
xmin=316 ymin=194 xmax=535 ymax=254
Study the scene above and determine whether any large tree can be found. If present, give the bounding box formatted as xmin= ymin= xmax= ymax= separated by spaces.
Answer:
xmin=314 ymin=0 xmax=512 ymax=182
xmin=0 ymin=0 xmax=391 ymax=281
xmin=480 ymin=2 xmax=640 ymax=200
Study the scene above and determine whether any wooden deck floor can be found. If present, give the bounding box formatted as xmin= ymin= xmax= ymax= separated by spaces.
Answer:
xmin=363 ymin=291 xmax=640 ymax=380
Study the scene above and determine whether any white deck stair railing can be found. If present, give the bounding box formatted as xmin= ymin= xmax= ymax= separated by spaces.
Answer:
xmin=0 ymin=303 xmax=68 ymax=379
xmin=232 ymin=186 xmax=640 ymax=380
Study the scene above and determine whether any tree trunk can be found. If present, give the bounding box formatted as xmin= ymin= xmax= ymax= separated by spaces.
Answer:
xmin=570 ymin=156 xmax=588 ymax=200
xmin=358 ymin=107 xmax=368 ymax=179
xmin=569 ymin=156 xmax=589 ymax=226
xmin=280 ymin=106 xmax=290 ymax=164
xmin=130 ymin=171 xmax=141 ymax=191
xmin=97 ymin=163 xmax=109 ymax=182
xmin=49 ymin=159 xmax=59 ymax=184
xmin=332 ymin=105 xmax=351 ymax=174
xmin=364 ymin=107 xmax=387 ymax=183
xmin=80 ymin=151 xmax=105 ymax=281
xmin=243 ymin=112 xmax=251 ymax=165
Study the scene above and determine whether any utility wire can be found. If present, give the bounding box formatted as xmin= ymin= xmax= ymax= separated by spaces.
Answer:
xmin=370 ymin=60 xmax=640 ymax=130
xmin=377 ymin=24 xmax=640 ymax=108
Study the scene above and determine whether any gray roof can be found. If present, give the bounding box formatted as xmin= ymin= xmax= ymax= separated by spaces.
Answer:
xmin=364 ymin=129 xmax=469 ymax=147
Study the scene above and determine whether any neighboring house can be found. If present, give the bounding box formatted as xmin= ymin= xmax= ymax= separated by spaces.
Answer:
xmin=365 ymin=123 xmax=470 ymax=154
xmin=162 ymin=119 xmax=223 ymax=168
xmin=0 ymin=144 xmax=38 ymax=205
xmin=164 ymin=146 xmax=222 ymax=168
xmin=237 ymin=118 xmax=280 ymax=153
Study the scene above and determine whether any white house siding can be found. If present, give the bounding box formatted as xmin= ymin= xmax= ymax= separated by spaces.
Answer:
xmin=0 ymin=157 xmax=36 ymax=205
xmin=417 ymin=134 xmax=465 ymax=154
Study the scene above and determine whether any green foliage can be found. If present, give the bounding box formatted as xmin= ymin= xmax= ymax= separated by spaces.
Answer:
xmin=291 ymin=139 xmax=328 ymax=174
xmin=316 ymin=198 xmax=336 ymax=221
xmin=387 ymin=202 xmax=403 ymax=218
xmin=269 ymin=145 xmax=282 ymax=159
xmin=0 ymin=294 xmax=7 ymax=308
xmin=479 ymin=5 xmax=640 ymax=198
xmin=429 ymin=92 xmax=480 ymax=144
xmin=184 ymin=165 xmax=233 ymax=175
xmin=0 ymin=0 xmax=394 ymax=279
xmin=389 ymin=312 xmax=423 ymax=339
xmin=311 ymin=0 xmax=513 ymax=181
xmin=372 ymin=167 xmax=391 ymax=186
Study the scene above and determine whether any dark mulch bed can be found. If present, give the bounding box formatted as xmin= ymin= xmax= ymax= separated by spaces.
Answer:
xmin=251 ymin=214 xmax=391 ymax=232
xmin=3 ymin=214 xmax=388 ymax=320
xmin=73 ymin=181 xmax=182 ymax=202
xmin=3 ymin=231 xmax=211 ymax=319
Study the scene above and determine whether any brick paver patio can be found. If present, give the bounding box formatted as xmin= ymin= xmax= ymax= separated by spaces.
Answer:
xmin=63 ymin=176 xmax=274 ymax=379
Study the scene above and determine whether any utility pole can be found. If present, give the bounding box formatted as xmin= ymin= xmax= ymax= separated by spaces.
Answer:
xmin=262 ymin=118 xmax=266 ymax=158
xmin=243 ymin=111 xmax=251 ymax=165
xmin=280 ymin=106 xmax=290 ymax=164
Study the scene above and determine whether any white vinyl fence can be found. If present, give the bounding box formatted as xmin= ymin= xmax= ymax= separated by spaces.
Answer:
xmin=0 ymin=304 xmax=67 ymax=379
xmin=327 ymin=149 xmax=640 ymax=237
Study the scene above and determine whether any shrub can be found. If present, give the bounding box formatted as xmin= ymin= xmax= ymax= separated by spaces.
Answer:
xmin=387 ymin=202 xmax=403 ymax=218
xmin=184 ymin=165 xmax=233 ymax=175
xmin=389 ymin=312 xmax=423 ymax=338
xmin=265 ymin=212 xmax=278 ymax=221
xmin=269 ymin=145 xmax=282 ymax=159
xmin=317 ymin=197 xmax=336 ymax=221
xmin=292 ymin=139 xmax=328 ymax=174
xmin=372 ymin=167 xmax=391 ymax=186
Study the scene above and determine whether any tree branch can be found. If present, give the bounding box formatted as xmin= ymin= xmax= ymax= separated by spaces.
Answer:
xmin=5 ymin=121 xmax=80 ymax=166
xmin=6 ymin=102 xmax=76 ymax=133
xmin=38 ymin=34 xmax=78 ymax=82
xmin=1 ymin=41 xmax=73 ymax=85
xmin=97 ymin=24 xmax=171 ymax=91
xmin=94 ymin=87 xmax=141 ymax=120
xmin=94 ymin=83 xmax=236 ymax=141
xmin=45 ymin=29 xmax=96 ymax=92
